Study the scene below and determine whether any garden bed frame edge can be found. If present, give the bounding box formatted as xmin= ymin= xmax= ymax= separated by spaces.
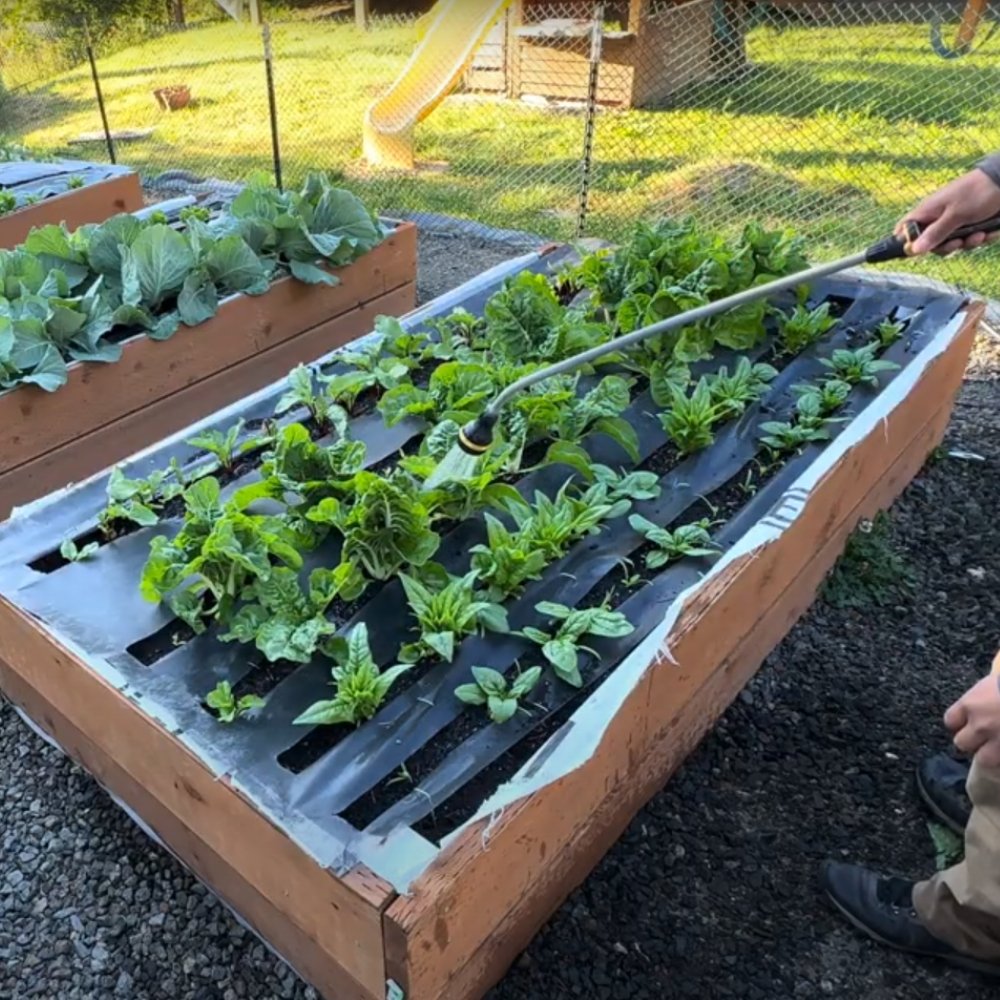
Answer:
xmin=0 ymin=168 xmax=144 ymax=248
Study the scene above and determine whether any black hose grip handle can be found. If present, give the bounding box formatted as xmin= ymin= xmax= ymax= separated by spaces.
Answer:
xmin=866 ymin=215 xmax=1000 ymax=263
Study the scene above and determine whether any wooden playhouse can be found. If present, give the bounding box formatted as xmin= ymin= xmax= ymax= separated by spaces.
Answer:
xmin=463 ymin=0 xmax=751 ymax=107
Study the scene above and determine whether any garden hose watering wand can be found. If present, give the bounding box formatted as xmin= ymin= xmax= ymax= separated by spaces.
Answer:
xmin=453 ymin=214 xmax=1000 ymax=457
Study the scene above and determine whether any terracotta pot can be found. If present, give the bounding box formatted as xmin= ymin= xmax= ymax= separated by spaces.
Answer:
xmin=153 ymin=85 xmax=191 ymax=111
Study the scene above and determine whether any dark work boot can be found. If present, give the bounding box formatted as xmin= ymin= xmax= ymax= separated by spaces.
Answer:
xmin=916 ymin=753 xmax=972 ymax=835
xmin=820 ymin=862 xmax=1000 ymax=977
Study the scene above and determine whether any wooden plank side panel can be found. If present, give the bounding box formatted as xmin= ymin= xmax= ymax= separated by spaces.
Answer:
xmin=0 ymin=662 xmax=389 ymax=1000
xmin=0 ymin=222 xmax=417 ymax=475
xmin=0 ymin=603 xmax=393 ymax=996
xmin=0 ymin=173 xmax=144 ymax=248
xmin=0 ymin=282 xmax=415 ymax=519
xmin=384 ymin=305 xmax=979 ymax=999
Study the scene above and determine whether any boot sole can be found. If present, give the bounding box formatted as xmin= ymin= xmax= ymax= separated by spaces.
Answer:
xmin=915 ymin=764 xmax=969 ymax=837
xmin=824 ymin=887 xmax=1000 ymax=978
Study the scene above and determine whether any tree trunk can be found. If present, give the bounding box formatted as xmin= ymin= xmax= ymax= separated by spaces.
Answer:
xmin=167 ymin=0 xmax=186 ymax=26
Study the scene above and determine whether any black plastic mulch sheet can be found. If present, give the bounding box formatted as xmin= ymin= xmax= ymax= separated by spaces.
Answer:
xmin=0 ymin=157 xmax=136 ymax=211
xmin=0 ymin=245 xmax=969 ymax=884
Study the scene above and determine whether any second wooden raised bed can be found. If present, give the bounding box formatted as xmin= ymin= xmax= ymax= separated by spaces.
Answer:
xmin=0 ymin=217 xmax=417 ymax=518
xmin=0 ymin=157 xmax=143 ymax=247
xmin=0 ymin=242 xmax=980 ymax=999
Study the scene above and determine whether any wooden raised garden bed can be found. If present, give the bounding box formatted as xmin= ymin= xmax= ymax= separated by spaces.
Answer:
xmin=0 ymin=231 xmax=980 ymax=1000
xmin=0 ymin=157 xmax=143 ymax=247
xmin=0 ymin=186 xmax=417 ymax=519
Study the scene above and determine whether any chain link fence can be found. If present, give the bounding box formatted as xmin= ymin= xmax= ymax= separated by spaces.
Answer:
xmin=2 ymin=1 xmax=1000 ymax=294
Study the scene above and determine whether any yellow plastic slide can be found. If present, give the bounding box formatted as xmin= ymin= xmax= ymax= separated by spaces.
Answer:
xmin=363 ymin=0 xmax=513 ymax=170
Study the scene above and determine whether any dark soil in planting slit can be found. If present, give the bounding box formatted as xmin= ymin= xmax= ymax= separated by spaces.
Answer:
xmin=342 ymin=704 xmax=492 ymax=830
xmin=229 ymin=657 xmax=299 ymax=703
xmin=126 ymin=618 xmax=199 ymax=666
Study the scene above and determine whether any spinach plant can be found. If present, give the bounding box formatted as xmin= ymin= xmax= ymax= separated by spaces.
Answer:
xmin=455 ymin=665 xmax=542 ymax=724
xmin=875 ymin=318 xmax=904 ymax=347
xmin=707 ymin=357 xmax=777 ymax=418
xmin=520 ymin=600 xmax=635 ymax=687
xmin=293 ymin=622 xmax=411 ymax=726
xmin=659 ymin=378 xmax=725 ymax=454
xmin=398 ymin=569 xmax=509 ymax=663
xmin=820 ymin=343 xmax=900 ymax=388
xmin=628 ymin=515 xmax=719 ymax=568
xmin=776 ymin=302 xmax=836 ymax=354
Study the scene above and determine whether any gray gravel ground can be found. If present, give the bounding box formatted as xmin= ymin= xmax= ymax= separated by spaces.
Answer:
xmin=2 ymin=231 xmax=999 ymax=1000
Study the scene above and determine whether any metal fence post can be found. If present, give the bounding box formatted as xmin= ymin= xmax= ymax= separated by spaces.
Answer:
xmin=83 ymin=20 xmax=116 ymax=164
xmin=262 ymin=23 xmax=283 ymax=191
xmin=576 ymin=2 xmax=605 ymax=238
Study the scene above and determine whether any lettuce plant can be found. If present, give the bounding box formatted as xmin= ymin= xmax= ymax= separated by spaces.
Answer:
xmin=293 ymin=622 xmax=411 ymax=726
xmin=305 ymin=470 xmax=439 ymax=595
xmin=205 ymin=680 xmax=264 ymax=724
xmin=140 ymin=477 xmax=304 ymax=631
xmin=455 ymin=665 xmax=542 ymax=724
xmin=219 ymin=565 xmax=356 ymax=664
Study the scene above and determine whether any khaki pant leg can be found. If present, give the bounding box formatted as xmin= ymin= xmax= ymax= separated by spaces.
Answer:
xmin=913 ymin=758 xmax=1000 ymax=961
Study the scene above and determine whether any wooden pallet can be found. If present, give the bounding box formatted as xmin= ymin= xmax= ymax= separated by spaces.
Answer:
xmin=0 ymin=261 xmax=980 ymax=1000
xmin=0 ymin=161 xmax=143 ymax=247
xmin=0 ymin=220 xmax=417 ymax=518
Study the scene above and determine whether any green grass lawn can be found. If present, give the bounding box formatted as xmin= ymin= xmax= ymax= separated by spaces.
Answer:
xmin=5 ymin=14 xmax=1000 ymax=296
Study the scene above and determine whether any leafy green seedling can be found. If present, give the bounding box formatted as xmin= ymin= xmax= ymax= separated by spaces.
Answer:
xmin=180 ymin=205 xmax=211 ymax=223
xmin=66 ymin=175 xmax=85 ymax=189
xmin=0 ymin=192 xmax=16 ymax=216
xmin=399 ymin=570 xmax=508 ymax=663
xmin=793 ymin=378 xmax=851 ymax=416
xmin=520 ymin=600 xmax=634 ymax=687
xmin=776 ymin=302 xmax=836 ymax=354
xmin=758 ymin=419 xmax=831 ymax=454
xmin=59 ymin=538 xmax=99 ymax=563
xmin=707 ymin=357 xmax=777 ymax=418
xmin=628 ymin=515 xmax=718 ymax=569
xmin=455 ymin=665 xmax=543 ymax=724
xmin=293 ymin=622 xmax=411 ymax=726
xmin=205 ymin=680 xmax=264 ymax=724
xmin=875 ymin=318 xmax=904 ymax=347
xmin=820 ymin=343 xmax=899 ymax=388
xmin=186 ymin=419 xmax=268 ymax=474
xmin=276 ymin=364 xmax=348 ymax=436
xmin=659 ymin=378 xmax=723 ymax=455
xmin=98 ymin=464 xmax=186 ymax=534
